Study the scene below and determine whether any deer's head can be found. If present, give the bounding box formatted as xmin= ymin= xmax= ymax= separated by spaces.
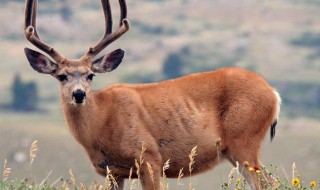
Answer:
xmin=24 ymin=0 xmax=129 ymax=105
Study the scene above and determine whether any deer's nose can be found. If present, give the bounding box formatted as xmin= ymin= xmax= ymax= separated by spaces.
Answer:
xmin=72 ymin=90 xmax=86 ymax=104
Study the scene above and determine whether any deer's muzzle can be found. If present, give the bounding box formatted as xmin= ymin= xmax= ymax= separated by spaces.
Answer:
xmin=72 ymin=90 xmax=86 ymax=104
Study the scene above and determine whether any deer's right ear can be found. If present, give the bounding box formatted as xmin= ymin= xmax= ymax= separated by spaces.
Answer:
xmin=24 ymin=48 xmax=58 ymax=74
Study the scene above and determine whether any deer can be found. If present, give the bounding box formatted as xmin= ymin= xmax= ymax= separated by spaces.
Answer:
xmin=23 ymin=0 xmax=281 ymax=189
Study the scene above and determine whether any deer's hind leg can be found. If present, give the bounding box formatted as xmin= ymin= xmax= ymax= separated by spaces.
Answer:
xmin=226 ymin=144 xmax=263 ymax=190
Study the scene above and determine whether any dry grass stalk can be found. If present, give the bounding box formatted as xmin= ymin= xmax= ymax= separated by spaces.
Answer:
xmin=2 ymin=159 xmax=12 ymax=182
xmin=140 ymin=142 xmax=146 ymax=166
xmin=188 ymin=146 xmax=197 ymax=174
xmin=105 ymin=166 xmax=112 ymax=190
xmin=61 ymin=179 xmax=68 ymax=189
xmin=161 ymin=159 xmax=170 ymax=190
xmin=292 ymin=162 xmax=296 ymax=180
xmin=50 ymin=176 xmax=63 ymax=187
xmin=104 ymin=166 xmax=118 ymax=190
xmin=129 ymin=167 xmax=133 ymax=183
xmin=29 ymin=140 xmax=38 ymax=165
xmin=135 ymin=142 xmax=146 ymax=190
xmin=129 ymin=179 xmax=137 ymax=190
xmin=39 ymin=170 xmax=53 ymax=186
xmin=147 ymin=162 xmax=155 ymax=190
xmin=162 ymin=159 xmax=170 ymax=177
xmin=69 ymin=168 xmax=76 ymax=186
xmin=135 ymin=158 xmax=141 ymax=189
xmin=128 ymin=166 xmax=137 ymax=190
xmin=215 ymin=137 xmax=224 ymax=185
xmin=177 ymin=168 xmax=184 ymax=189
xmin=90 ymin=180 xmax=100 ymax=190
xmin=110 ymin=175 xmax=119 ymax=189
xmin=188 ymin=146 xmax=197 ymax=190
xmin=227 ymin=164 xmax=239 ymax=186
xmin=80 ymin=182 xmax=86 ymax=190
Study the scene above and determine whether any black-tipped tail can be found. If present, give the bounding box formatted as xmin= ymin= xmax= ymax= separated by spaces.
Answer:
xmin=270 ymin=120 xmax=277 ymax=142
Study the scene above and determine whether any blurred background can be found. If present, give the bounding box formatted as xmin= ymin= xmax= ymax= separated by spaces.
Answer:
xmin=0 ymin=0 xmax=319 ymax=189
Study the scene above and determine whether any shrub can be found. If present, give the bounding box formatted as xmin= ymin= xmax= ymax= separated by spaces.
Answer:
xmin=11 ymin=73 xmax=39 ymax=112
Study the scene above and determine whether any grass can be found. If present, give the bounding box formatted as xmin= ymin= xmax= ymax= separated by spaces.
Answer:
xmin=1 ymin=113 xmax=319 ymax=189
xmin=1 ymin=139 xmax=319 ymax=190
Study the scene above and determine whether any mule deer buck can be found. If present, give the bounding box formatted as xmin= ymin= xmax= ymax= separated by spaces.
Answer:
xmin=24 ymin=0 xmax=280 ymax=189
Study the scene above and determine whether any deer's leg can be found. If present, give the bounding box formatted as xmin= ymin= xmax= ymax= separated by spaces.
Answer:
xmin=140 ymin=163 xmax=161 ymax=190
xmin=259 ymin=164 xmax=279 ymax=188
xmin=139 ymin=152 xmax=162 ymax=190
xmin=226 ymin=145 xmax=263 ymax=190
xmin=231 ymin=158 xmax=261 ymax=190
xmin=111 ymin=178 xmax=125 ymax=190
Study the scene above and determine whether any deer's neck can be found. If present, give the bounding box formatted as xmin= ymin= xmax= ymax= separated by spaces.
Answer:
xmin=61 ymin=94 xmax=99 ymax=147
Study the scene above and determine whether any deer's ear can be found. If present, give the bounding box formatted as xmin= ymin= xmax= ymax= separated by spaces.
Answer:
xmin=24 ymin=48 xmax=58 ymax=74
xmin=92 ymin=49 xmax=125 ymax=73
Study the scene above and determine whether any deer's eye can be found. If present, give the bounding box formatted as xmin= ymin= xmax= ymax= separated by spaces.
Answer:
xmin=57 ymin=74 xmax=68 ymax=82
xmin=87 ymin=74 xmax=95 ymax=81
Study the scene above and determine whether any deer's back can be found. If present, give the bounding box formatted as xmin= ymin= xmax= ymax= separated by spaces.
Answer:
xmin=93 ymin=67 xmax=277 ymax=176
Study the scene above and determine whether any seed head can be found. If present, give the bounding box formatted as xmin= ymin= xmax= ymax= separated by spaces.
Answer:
xmin=243 ymin=161 xmax=249 ymax=168
xmin=215 ymin=138 xmax=221 ymax=147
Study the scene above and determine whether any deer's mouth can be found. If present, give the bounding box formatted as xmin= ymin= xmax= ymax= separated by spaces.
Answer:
xmin=71 ymin=98 xmax=86 ymax=106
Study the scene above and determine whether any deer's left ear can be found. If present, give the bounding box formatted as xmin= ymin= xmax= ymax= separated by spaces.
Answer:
xmin=92 ymin=49 xmax=125 ymax=73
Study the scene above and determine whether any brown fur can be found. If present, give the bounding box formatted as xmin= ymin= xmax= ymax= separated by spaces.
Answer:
xmin=24 ymin=1 xmax=280 ymax=189
xmin=61 ymin=67 xmax=280 ymax=190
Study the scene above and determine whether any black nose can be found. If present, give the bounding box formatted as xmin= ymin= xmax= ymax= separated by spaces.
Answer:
xmin=73 ymin=90 xmax=86 ymax=104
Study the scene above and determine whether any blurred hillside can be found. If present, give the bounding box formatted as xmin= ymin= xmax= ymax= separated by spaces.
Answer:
xmin=0 ymin=0 xmax=319 ymax=189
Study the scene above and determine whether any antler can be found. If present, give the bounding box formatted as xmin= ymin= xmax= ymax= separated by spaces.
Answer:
xmin=83 ymin=0 xmax=130 ymax=60
xmin=24 ymin=0 xmax=65 ymax=63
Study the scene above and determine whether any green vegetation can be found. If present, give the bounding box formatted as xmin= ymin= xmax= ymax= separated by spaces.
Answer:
xmin=0 ymin=180 xmax=53 ymax=190
xmin=291 ymin=32 xmax=320 ymax=48
xmin=162 ymin=52 xmax=184 ymax=79
xmin=8 ymin=73 xmax=39 ymax=112
xmin=291 ymin=32 xmax=320 ymax=61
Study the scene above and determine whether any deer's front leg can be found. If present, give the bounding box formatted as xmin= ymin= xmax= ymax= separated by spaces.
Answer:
xmin=135 ymin=145 xmax=162 ymax=190
xmin=140 ymin=161 xmax=161 ymax=190
xmin=111 ymin=178 xmax=124 ymax=190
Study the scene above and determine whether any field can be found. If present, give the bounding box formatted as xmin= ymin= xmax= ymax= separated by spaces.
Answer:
xmin=1 ymin=116 xmax=320 ymax=189
xmin=0 ymin=0 xmax=320 ymax=189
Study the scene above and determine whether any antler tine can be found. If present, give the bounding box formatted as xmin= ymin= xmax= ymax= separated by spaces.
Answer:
xmin=24 ymin=0 xmax=65 ymax=63
xmin=118 ymin=0 xmax=127 ymax=26
xmin=25 ymin=0 xmax=39 ymax=38
xmin=84 ymin=0 xmax=130 ymax=60
xmin=101 ymin=0 xmax=113 ymax=36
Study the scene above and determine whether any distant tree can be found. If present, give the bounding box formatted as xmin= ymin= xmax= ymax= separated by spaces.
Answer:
xmin=162 ymin=52 xmax=185 ymax=79
xmin=60 ymin=0 xmax=72 ymax=21
xmin=291 ymin=32 xmax=320 ymax=48
xmin=11 ymin=73 xmax=39 ymax=112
